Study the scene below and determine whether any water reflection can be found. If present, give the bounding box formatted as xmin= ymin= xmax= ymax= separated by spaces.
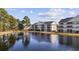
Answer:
xmin=31 ymin=33 xmax=51 ymax=43
xmin=1 ymin=32 xmax=79 ymax=51
xmin=50 ymin=35 xmax=59 ymax=47
xmin=29 ymin=33 xmax=61 ymax=51
xmin=0 ymin=32 xmax=30 ymax=51
xmin=59 ymin=35 xmax=79 ymax=50
xmin=0 ymin=34 xmax=16 ymax=51
xmin=22 ymin=32 xmax=30 ymax=47
xmin=8 ymin=34 xmax=16 ymax=48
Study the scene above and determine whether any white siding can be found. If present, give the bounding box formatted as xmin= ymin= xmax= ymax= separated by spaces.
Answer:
xmin=51 ymin=22 xmax=57 ymax=31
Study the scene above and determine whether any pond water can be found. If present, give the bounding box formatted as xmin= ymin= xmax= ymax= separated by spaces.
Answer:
xmin=0 ymin=32 xmax=79 ymax=51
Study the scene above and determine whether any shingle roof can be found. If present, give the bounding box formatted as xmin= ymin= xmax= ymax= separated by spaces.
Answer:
xmin=33 ymin=21 xmax=54 ymax=25
xmin=43 ymin=21 xmax=54 ymax=24
xmin=59 ymin=17 xmax=73 ymax=24
xmin=68 ymin=16 xmax=79 ymax=22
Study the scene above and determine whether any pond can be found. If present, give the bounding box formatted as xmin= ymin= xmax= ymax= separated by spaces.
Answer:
xmin=0 ymin=32 xmax=79 ymax=51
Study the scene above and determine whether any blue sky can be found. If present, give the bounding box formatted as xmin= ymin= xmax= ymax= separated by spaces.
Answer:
xmin=5 ymin=8 xmax=79 ymax=24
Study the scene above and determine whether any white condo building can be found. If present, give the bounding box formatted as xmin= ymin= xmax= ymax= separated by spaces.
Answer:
xmin=30 ymin=21 xmax=57 ymax=32
xmin=58 ymin=16 xmax=79 ymax=33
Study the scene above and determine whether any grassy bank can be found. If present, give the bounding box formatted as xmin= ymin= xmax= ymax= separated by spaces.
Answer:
xmin=57 ymin=33 xmax=79 ymax=36
xmin=28 ymin=31 xmax=79 ymax=36
xmin=28 ymin=31 xmax=56 ymax=34
xmin=0 ymin=30 xmax=79 ymax=37
xmin=0 ymin=30 xmax=24 ymax=36
xmin=0 ymin=31 xmax=13 ymax=36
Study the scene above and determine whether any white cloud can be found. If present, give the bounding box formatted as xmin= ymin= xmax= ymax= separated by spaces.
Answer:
xmin=38 ymin=8 xmax=66 ymax=17
xmin=50 ymin=8 xmax=65 ymax=13
xmin=30 ymin=10 xmax=33 ymax=14
xmin=21 ymin=10 xmax=26 ymax=13
xmin=6 ymin=8 xmax=16 ymax=11
xmin=11 ymin=8 xmax=16 ymax=11
xmin=69 ymin=11 xmax=77 ymax=17
xmin=59 ymin=16 xmax=65 ymax=19
xmin=37 ymin=9 xmax=65 ymax=23
xmin=37 ymin=8 xmax=78 ymax=21
xmin=69 ymin=8 xmax=74 ymax=9
xmin=38 ymin=12 xmax=50 ymax=17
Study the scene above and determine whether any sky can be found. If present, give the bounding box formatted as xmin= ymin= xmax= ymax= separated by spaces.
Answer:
xmin=5 ymin=8 xmax=79 ymax=24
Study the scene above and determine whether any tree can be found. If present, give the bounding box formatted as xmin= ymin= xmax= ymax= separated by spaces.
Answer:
xmin=0 ymin=8 xmax=31 ymax=31
xmin=0 ymin=8 xmax=10 ymax=31
xmin=22 ymin=16 xmax=30 ymax=26
xmin=17 ymin=19 xmax=21 ymax=23
xmin=18 ymin=23 xmax=24 ymax=30
xmin=0 ymin=8 xmax=10 ymax=23
xmin=8 ymin=15 xmax=18 ymax=30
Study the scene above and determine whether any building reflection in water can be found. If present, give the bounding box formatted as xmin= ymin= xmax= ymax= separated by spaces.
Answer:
xmin=31 ymin=33 xmax=51 ymax=43
xmin=59 ymin=35 xmax=79 ymax=50
xmin=1 ymin=32 xmax=79 ymax=51
xmin=31 ymin=32 xmax=59 ymax=46
xmin=50 ymin=34 xmax=59 ymax=47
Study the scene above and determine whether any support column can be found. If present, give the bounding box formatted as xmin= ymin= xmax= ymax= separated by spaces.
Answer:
xmin=33 ymin=25 xmax=35 ymax=31
xmin=40 ymin=25 xmax=41 ymax=31
xmin=45 ymin=24 xmax=47 ymax=32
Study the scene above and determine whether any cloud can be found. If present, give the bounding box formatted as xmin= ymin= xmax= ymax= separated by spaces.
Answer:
xmin=30 ymin=10 xmax=33 ymax=14
xmin=21 ymin=10 xmax=26 ymax=13
xmin=37 ymin=8 xmax=78 ymax=21
xmin=68 ymin=11 xmax=77 ymax=17
xmin=37 ymin=8 xmax=66 ymax=18
xmin=36 ymin=8 xmax=79 ymax=23
xmin=6 ymin=8 xmax=16 ymax=11
xmin=38 ymin=12 xmax=50 ymax=17
xmin=50 ymin=8 xmax=65 ymax=14
xmin=11 ymin=8 xmax=16 ymax=11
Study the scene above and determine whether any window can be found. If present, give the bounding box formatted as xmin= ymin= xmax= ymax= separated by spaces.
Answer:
xmin=67 ymin=26 xmax=72 ymax=28
xmin=58 ymin=26 xmax=63 ymax=28
xmin=67 ymin=22 xmax=73 ymax=24
xmin=60 ymin=23 xmax=64 ymax=24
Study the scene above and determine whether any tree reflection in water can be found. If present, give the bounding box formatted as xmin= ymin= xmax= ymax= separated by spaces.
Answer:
xmin=17 ymin=32 xmax=24 ymax=41
xmin=8 ymin=34 xmax=16 ymax=48
xmin=22 ymin=32 xmax=30 ymax=47
xmin=1 ymin=32 xmax=79 ymax=51
xmin=17 ymin=32 xmax=30 ymax=47
xmin=0 ymin=34 xmax=16 ymax=51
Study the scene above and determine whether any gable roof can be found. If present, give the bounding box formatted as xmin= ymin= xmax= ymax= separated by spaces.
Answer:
xmin=42 ymin=21 xmax=54 ymax=24
xmin=68 ymin=16 xmax=79 ymax=22
xmin=32 ymin=21 xmax=54 ymax=25
xmin=59 ymin=17 xmax=73 ymax=24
